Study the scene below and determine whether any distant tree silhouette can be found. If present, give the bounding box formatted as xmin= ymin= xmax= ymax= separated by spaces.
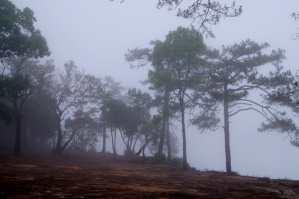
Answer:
xmin=90 ymin=76 xmax=123 ymax=153
xmin=45 ymin=61 xmax=95 ymax=154
xmin=126 ymin=27 xmax=209 ymax=170
xmin=0 ymin=57 xmax=54 ymax=155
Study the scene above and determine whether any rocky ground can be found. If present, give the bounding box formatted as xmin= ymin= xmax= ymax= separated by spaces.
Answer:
xmin=0 ymin=152 xmax=299 ymax=199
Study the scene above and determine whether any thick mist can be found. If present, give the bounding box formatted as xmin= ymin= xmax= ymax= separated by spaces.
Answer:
xmin=7 ymin=0 xmax=299 ymax=180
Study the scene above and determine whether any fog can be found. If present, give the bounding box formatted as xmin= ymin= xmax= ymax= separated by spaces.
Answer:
xmin=12 ymin=0 xmax=299 ymax=179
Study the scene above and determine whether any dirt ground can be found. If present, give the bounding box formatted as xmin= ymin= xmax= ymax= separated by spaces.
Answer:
xmin=0 ymin=152 xmax=299 ymax=199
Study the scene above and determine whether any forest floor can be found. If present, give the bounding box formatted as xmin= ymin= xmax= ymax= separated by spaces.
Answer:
xmin=0 ymin=151 xmax=299 ymax=199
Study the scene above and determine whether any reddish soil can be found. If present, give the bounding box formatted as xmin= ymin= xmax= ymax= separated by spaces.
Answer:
xmin=0 ymin=152 xmax=299 ymax=199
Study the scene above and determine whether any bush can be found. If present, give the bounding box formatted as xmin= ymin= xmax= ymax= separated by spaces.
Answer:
xmin=154 ymin=153 xmax=168 ymax=164
xmin=168 ymin=156 xmax=184 ymax=168
xmin=124 ymin=149 xmax=135 ymax=156
xmin=154 ymin=153 xmax=191 ymax=169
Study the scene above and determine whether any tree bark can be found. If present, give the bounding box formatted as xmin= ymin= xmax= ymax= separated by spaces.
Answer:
xmin=102 ymin=125 xmax=106 ymax=153
xmin=158 ymin=89 xmax=169 ymax=156
xmin=111 ymin=128 xmax=117 ymax=160
xmin=136 ymin=136 xmax=153 ymax=156
xmin=166 ymin=117 xmax=171 ymax=161
xmin=61 ymin=130 xmax=77 ymax=152
xmin=13 ymin=113 xmax=22 ymax=156
xmin=224 ymin=84 xmax=232 ymax=173
xmin=55 ymin=127 xmax=63 ymax=154
xmin=180 ymin=97 xmax=188 ymax=170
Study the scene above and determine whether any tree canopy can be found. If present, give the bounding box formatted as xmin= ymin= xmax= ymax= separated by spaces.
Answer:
xmin=126 ymin=26 xmax=209 ymax=169
xmin=0 ymin=0 xmax=51 ymax=155
xmin=0 ymin=0 xmax=50 ymax=59
xmin=1 ymin=0 xmax=299 ymax=178
xmin=113 ymin=0 xmax=242 ymax=37
xmin=204 ymin=39 xmax=292 ymax=172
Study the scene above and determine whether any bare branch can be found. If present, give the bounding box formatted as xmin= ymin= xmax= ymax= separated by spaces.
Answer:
xmin=229 ymin=107 xmax=269 ymax=118
xmin=112 ymin=0 xmax=242 ymax=38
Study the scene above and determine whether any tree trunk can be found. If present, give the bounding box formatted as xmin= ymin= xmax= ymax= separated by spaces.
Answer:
xmin=180 ymin=98 xmax=188 ymax=170
xmin=55 ymin=122 xmax=63 ymax=154
xmin=13 ymin=113 xmax=22 ymax=156
xmin=166 ymin=117 xmax=171 ymax=161
xmin=40 ymin=129 xmax=47 ymax=148
xmin=142 ymin=146 xmax=146 ymax=164
xmin=61 ymin=130 xmax=77 ymax=153
xmin=136 ymin=136 xmax=153 ymax=156
xmin=119 ymin=130 xmax=131 ymax=156
xmin=102 ymin=125 xmax=106 ymax=153
xmin=158 ymin=89 xmax=169 ymax=156
xmin=22 ymin=122 xmax=28 ymax=149
xmin=131 ymin=134 xmax=139 ymax=156
xmin=224 ymin=84 xmax=232 ymax=173
xmin=111 ymin=127 xmax=117 ymax=160
xmin=158 ymin=116 xmax=166 ymax=155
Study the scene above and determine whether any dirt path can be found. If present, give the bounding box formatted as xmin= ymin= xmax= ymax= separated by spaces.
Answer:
xmin=0 ymin=153 xmax=298 ymax=198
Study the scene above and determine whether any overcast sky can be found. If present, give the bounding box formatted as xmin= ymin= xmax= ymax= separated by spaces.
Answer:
xmin=12 ymin=0 xmax=299 ymax=180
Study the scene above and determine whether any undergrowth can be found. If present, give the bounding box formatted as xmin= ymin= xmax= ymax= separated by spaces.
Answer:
xmin=154 ymin=153 xmax=192 ymax=169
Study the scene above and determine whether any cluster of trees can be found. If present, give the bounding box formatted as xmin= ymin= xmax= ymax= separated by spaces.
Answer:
xmin=0 ymin=0 xmax=180 ymax=160
xmin=126 ymin=27 xmax=295 ymax=171
xmin=0 ymin=56 xmax=179 ymax=157
xmin=1 ymin=0 xmax=299 ymax=173
xmin=0 ymin=0 xmax=50 ymax=155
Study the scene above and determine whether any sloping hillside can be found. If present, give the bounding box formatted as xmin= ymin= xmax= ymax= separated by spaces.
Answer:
xmin=0 ymin=152 xmax=298 ymax=198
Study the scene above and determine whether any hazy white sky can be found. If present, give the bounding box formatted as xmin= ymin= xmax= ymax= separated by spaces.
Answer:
xmin=12 ymin=0 xmax=299 ymax=179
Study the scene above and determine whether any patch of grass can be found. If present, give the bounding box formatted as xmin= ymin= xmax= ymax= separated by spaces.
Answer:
xmin=229 ymin=171 xmax=240 ymax=176
xmin=204 ymin=169 xmax=225 ymax=173
xmin=153 ymin=153 xmax=193 ymax=169
xmin=168 ymin=156 xmax=184 ymax=168
xmin=154 ymin=153 xmax=168 ymax=165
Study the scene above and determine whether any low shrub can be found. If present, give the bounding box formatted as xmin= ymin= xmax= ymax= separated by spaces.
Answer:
xmin=154 ymin=153 xmax=168 ymax=164
xmin=154 ymin=153 xmax=191 ymax=169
